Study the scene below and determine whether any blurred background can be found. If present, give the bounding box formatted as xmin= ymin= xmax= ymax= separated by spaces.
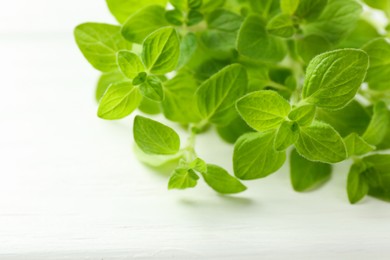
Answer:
xmin=0 ymin=0 xmax=390 ymax=259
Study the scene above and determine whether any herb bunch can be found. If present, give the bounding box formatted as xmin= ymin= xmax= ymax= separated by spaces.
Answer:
xmin=74 ymin=0 xmax=390 ymax=204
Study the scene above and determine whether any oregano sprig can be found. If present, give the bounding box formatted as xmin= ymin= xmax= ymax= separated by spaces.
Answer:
xmin=75 ymin=0 xmax=390 ymax=204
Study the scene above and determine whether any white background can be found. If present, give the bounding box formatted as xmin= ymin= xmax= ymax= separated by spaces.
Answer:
xmin=0 ymin=1 xmax=390 ymax=259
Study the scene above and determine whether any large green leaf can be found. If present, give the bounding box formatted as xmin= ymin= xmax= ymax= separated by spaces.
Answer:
xmin=74 ymin=23 xmax=132 ymax=72
xmin=196 ymin=64 xmax=248 ymax=125
xmin=97 ymin=81 xmax=142 ymax=119
xmin=234 ymin=132 xmax=286 ymax=180
xmin=302 ymin=49 xmax=369 ymax=110
xmin=121 ymin=5 xmax=169 ymax=44
xmin=142 ymin=27 xmax=180 ymax=75
xmin=295 ymin=121 xmax=347 ymax=163
xmin=133 ymin=116 xmax=181 ymax=155
xmin=106 ymin=0 xmax=168 ymax=24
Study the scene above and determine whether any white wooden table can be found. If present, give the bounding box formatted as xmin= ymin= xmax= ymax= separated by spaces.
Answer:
xmin=1 ymin=1 xmax=390 ymax=259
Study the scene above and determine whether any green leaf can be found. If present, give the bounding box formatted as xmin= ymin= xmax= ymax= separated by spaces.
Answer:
xmin=237 ymin=15 xmax=286 ymax=62
xmin=266 ymin=14 xmax=295 ymax=38
xmin=196 ymin=64 xmax=248 ymax=125
xmin=121 ymin=5 xmax=169 ymax=44
xmin=201 ymin=9 xmax=243 ymax=53
xmin=288 ymin=105 xmax=316 ymax=126
xmin=295 ymin=0 xmax=328 ymax=21
xmin=302 ymin=49 xmax=369 ymax=110
xmin=217 ymin=116 xmax=254 ymax=144
xmin=189 ymin=158 xmax=207 ymax=174
xmin=106 ymin=0 xmax=168 ymax=24
xmin=296 ymin=34 xmax=331 ymax=64
xmin=142 ymin=27 xmax=180 ymax=75
xmin=316 ymin=100 xmax=371 ymax=137
xmin=290 ymin=149 xmax=332 ymax=192
xmin=362 ymin=102 xmax=389 ymax=146
xmin=274 ymin=121 xmax=299 ymax=151
xmin=133 ymin=115 xmax=181 ymax=155
xmin=362 ymin=154 xmax=390 ymax=202
xmin=362 ymin=38 xmax=390 ymax=91
xmin=168 ymin=168 xmax=199 ymax=190
xmin=97 ymin=81 xmax=142 ymax=119
xmin=201 ymin=164 xmax=247 ymax=194
xmin=177 ymin=33 xmax=198 ymax=69
xmin=234 ymin=132 xmax=286 ymax=180
xmin=344 ymin=133 xmax=375 ymax=157
xmin=187 ymin=10 xmax=204 ymax=26
xmin=280 ymin=0 xmax=300 ymax=15
xmin=162 ymin=72 xmax=202 ymax=124
xmin=303 ymin=0 xmax=362 ymax=44
xmin=347 ymin=161 xmax=369 ymax=204
xmin=165 ymin=9 xmax=184 ymax=26
xmin=117 ymin=51 xmax=145 ymax=79
xmin=74 ymin=23 xmax=132 ymax=72
xmin=338 ymin=19 xmax=380 ymax=49
xmin=236 ymin=90 xmax=291 ymax=132
xmin=377 ymin=110 xmax=390 ymax=150
xmin=139 ymin=76 xmax=164 ymax=102
xmin=96 ymin=71 xmax=126 ymax=101
xmin=295 ymin=121 xmax=347 ymax=163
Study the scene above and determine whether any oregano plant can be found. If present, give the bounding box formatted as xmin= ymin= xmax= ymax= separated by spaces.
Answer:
xmin=75 ymin=0 xmax=390 ymax=203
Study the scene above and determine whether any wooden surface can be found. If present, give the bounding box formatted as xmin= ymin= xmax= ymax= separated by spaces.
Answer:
xmin=0 ymin=1 xmax=390 ymax=259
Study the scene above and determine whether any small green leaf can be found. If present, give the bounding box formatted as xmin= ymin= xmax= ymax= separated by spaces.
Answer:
xmin=177 ymin=33 xmax=198 ymax=69
xmin=288 ymin=105 xmax=316 ymax=126
xmin=302 ymin=49 xmax=369 ymax=110
xmin=347 ymin=161 xmax=369 ymax=204
xmin=121 ymin=5 xmax=169 ymax=44
xmin=316 ymin=100 xmax=371 ymax=137
xmin=363 ymin=154 xmax=390 ymax=202
xmin=236 ymin=90 xmax=291 ymax=132
xmin=133 ymin=115 xmax=180 ymax=155
xmin=303 ymin=0 xmax=362 ymax=44
xmin=106 ymin=0 xmax=168 ymax=24
xmin=295 ymin=121 xmax=347 ymax=163
xmin=132 ymin=72 xmax=148 ymax=86
xmin=74 ymin=23 xmax=132 ymax=72
xmin=139 ymin=76 xmax=164 ymax=102
xmin=187 ymin=10 xmax=204 ymax=26
xmin=117 ymin=51 xmax=145 ymax=79
xmin=338 ymin=19 xmax=380 ymax=49
xmin=237 ymin=15 xmax=286 ymax=62
xmin=96 ymin=71 xmax=126 ymax=101
xmin=362 ymin=38 xmax=390 ymax=91
xmin=362 ymin=102 xmax=389 ymax=146
xmin=234 ymin=132 xmax=286 ymax=180
xmin=168 ymin=168 xmax=199 ymax=190
xmin=296 ymin=35 xmax=331 ymax=64
xmin=196 ymin=64 xmax=248 ymax=125
xmin=295 ymin=0 xmax=328 ymax=21
xmin=274 ymin=121 xmax=299 ymax=151
xmin=202 ymin=164 xmax=247 ymax=194
xmin=162 ymin=72 xmax=202 ymax=124
xmin=290 ymin=149 xmax=332 ymax=192
xmin=266 ymin=14 xmax=295 ymax=38
xmin=165 ymin=9 xmax=184 ymax=26
xmin=344 ymin=133 xmax=375 ymax=157
xmin=201 ymin=9 xmax=243 ymax=53
xmin=97 ymin=81 xmax=142 ymax=119
xmin=142 ymin=27 xmax=180 ymax=75
xmin=189 ymin=158 xmax=207 ymax=173
xmin=280 ymin=0 xmax=300 ymax=14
